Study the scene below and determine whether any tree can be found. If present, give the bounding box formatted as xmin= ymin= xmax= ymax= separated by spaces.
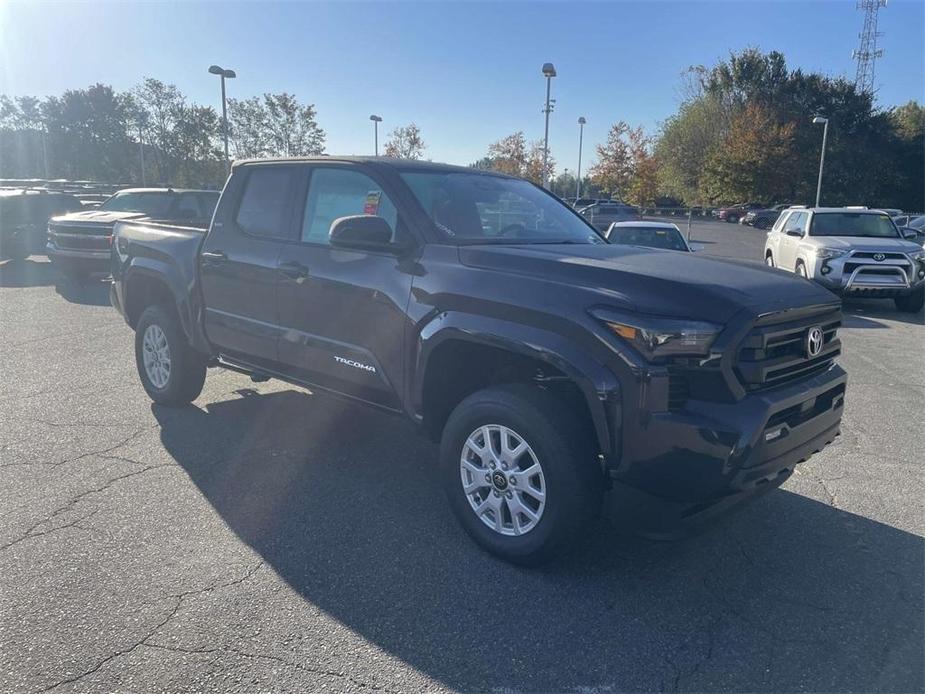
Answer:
xmin=655 ymin=96 xmax=726 ymax=204
xmin=227 ymin=96 xmax=269 ymax=159
xmin=262 ymin=92 xmax=325 ymax=156
xmin=701 ymin=103 xmax=796 ymax=204
xmin=133 ymin=78 xmax=187 ymax=182
xmin=523 ymin=139 xmax=554 ymax=185
xmin=384 ymin=123 xmax=425 ymax=159
xmin=486 ymin=132 xmax=527 ymax=176
xmin=589 ymin=122 xmax=633 ymax=198
xmin=626 ymin=128 xmax=659 ymax=207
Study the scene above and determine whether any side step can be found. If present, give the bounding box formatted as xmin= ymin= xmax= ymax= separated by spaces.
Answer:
xmin=209 ymin=357 xmax=271 ymax=383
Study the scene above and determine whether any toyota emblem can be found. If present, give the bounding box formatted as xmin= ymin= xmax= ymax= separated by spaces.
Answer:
xmin=873 ymin=253 xmax=886 ymax=261
xmin=806 ymin=326 xmax=824 ymax=358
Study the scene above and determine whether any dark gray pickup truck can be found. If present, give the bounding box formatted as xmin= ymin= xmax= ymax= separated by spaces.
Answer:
xmin=111 ymin=157 xmax=847 ymax=564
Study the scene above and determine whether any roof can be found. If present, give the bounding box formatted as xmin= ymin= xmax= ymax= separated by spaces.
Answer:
xmin=232 ymin=156 xmax=512 ymax=177
xmin=610 ymin=221 xmax=681 ymax=230
xmin=790 ymin=206 xmax=891 ymax=214
xmin=111 ymin=187 xmax=219 ymax=195
xmin=0 ymin=188 xmax=78 ymax=198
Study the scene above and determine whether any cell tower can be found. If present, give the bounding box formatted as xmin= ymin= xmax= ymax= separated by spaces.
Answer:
xmin=853 ymin=0 xmax=886 ymax=95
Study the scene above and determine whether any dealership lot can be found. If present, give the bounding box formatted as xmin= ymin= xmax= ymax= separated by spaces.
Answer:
xmin=0 ymin=221 xmax=922 ymax=693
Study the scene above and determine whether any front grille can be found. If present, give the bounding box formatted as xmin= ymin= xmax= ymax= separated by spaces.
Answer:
xmin=667 ymin=367 xmax=690 ymax=410
xmin=736 ymin=306 xmax=841 ymax=392
xmin=48 ymin=222 xmax=113 ymax=251
xmin=852 ymin=251 xmax=906 ymax=260
xmin=844 ymin=262 xmax=911 ymax=277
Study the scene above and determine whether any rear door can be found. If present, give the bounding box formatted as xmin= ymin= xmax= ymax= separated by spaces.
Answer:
xmin=199 ymin=165 xmax=299 ymax=366
xmin=275 ymin=164 xmax=415 ymax=410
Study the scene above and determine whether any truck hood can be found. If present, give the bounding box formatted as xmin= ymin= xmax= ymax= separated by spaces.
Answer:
xmin=805 ymin=236 xmax=921 ymax=254
xmin=49 ymin=210 xmax=147 ymax=228
xmin=459 ymin=243 xmax=838 ymax=323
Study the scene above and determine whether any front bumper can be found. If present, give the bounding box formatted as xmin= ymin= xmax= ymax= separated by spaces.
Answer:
xmin=612 ymin=363 xmax=846 ymax=504
xmin=46 ymin=243 xmax=112 ymax=273
xmin=808 ymin=252 xmax=925 ymax=297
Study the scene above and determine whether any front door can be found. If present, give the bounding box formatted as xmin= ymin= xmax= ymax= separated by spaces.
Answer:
xmin=199 ymin=165 xmax=299 ymax=366
xmin=276 ymin=164 xmax=415 ymax=410
xmin=778 ymin=211 xmax=807 ymax=270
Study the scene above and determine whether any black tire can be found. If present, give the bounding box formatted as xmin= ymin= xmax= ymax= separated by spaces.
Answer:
xmin=765 ymin=253 xmax=775 ymax=268
xmin=727 ymin=215 xmax=738 ymax=224
xmin=440 ymin=384 xmax=603 ymax=565
xmin=135 ymin=304 xmax=207 ymax=405
xmin=895 ymin=287 xmax=924 ymax=313
xmin=796 ymin=261 xmax=807 ymax=278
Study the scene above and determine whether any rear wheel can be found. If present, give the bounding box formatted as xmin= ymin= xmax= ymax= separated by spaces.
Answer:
xmin=135 ymin=304 xmax=207 ymax=405
xmin=440 ymin=384 xmax=603 ymax=565
xmin=895 ymin=287 xmax=924 ymax=313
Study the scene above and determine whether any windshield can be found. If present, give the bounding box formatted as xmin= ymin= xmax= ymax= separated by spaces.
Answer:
xmin=400 ymin=171 xmax=604 ymax=244
xmin=607 ymin=225 xmax=688 ymax=251
xmin=100 ymin=192 xmax=173 ymax=216
xmin=809 ymin=212 xmax=899 ymax=238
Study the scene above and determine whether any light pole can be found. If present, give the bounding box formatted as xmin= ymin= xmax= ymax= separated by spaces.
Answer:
xmin=541 ymin=63 xmax=556 ymax=189
xmin=813 ymin=116 xmax=829 ymax=208
xmin=576 ymin=116 xmax=586 ymax=199
xmin=370 ymin=115 xmax=382 ymax=155
xmin=209 ymin=65 xmax=236 ymax=173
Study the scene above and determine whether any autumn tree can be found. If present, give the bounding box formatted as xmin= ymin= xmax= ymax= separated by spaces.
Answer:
xmin=523 ymin=139 xmax=555 ymax=185
xmin=588 ymin=122 xmax=633 ymax=197
xmin=486 ymin=131 xmax=527 ymax=176
xmin=384 ymin=122 xmax=425 ymax=159
xmin=626 ymin=128 xmax=659 ymax=206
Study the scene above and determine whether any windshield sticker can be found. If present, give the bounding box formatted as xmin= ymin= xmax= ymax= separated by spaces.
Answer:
xmin=364 ymin=191 xmax=382 ymax=216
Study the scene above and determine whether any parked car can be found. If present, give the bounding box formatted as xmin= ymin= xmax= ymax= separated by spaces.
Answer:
xmin=764 ymin=206 xmax=925 ymax=312
xmin=47 ymin=187 xmax=219 ymax=280
xmin=578 ymin=202 xmax=641 ymax=231
xmin=891 ymin=214 xmax=923 ymax=229
xmin=718 ymin=203 xmax=763 ymax=223
xmin=605 ymin=221 xmax=700 ymax=252
xmin=0 ymin=189 xmax=83 ymax=260
xmin=111 ymin=157 xmax=847 ymax=564
xmin=572 ymin=197 xmax=605 ymax=209
xmin=876 ymin=208 xmax=903 ymax=218
xmin=744 ymin=204 xmax=790 ymax=229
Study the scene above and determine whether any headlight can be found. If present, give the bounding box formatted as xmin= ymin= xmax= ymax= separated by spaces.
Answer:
xmin=908 ymin=249 xmax=925 ymax=261
xmin=591 ymin=309 xmax=721 ymax=360
xmin=813 ymin=248 xmax=847 ymax=260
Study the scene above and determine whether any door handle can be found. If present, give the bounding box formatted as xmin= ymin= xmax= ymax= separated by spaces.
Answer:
xmin=278 ymin=261 xmax=309 ymax=282
xmin=200 ymin=250 xmax=228 ymax=263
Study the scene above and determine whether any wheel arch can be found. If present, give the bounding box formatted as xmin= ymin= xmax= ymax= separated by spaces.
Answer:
xmin=412 ymin=312 xmax=621 ymax=458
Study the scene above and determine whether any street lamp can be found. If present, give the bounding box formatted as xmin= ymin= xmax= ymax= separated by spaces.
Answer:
xmin=576 ymin=116 xmax=586 ymax=199
xmin=209 ymin=65 xmax=236 ymax=173
xmin=541 ymin=62 xmax=556 ymax=189
xmin=370 ymin=115 xmax=382 ymax=156
xmin=812 ymin=116 xmax=829 ymax=208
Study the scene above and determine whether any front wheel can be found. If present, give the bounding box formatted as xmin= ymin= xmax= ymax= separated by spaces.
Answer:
xmin=440 ymin=384 xmax=602 ymax=565
xmin=765 ymin=253 xmax=775 ymax=268
xmin=796 ymin=261 xmax=808 ymax=278
xmin=135 ymin=304 xmax=207 ymax=405
xmin=895 ymin=287 xmax=924 ymax=313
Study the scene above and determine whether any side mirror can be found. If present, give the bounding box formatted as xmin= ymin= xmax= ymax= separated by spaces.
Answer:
xmin=329 ymin=215 xmax=397 ymax=251
xmin=785 ymin=229 xmax=803 ymax=238
xmin=689 ymin=243 xmax=704 ymax=252
xmin=901 ymin=227 xmax=919 ymax=240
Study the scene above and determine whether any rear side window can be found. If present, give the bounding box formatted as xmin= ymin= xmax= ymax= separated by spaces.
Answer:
xmin=235 ymin=167 xmax=296 ymax=238
xmin=300 ymin=168 xmax=397 ymax=244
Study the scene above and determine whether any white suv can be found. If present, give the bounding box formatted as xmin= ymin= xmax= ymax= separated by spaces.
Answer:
xmin=764 ymin=207 xmax=925 ymax=313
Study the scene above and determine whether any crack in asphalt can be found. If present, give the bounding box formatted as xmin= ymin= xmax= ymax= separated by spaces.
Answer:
xmin=0 ymin=425 xmax=158 ymax=470
xmin=36 ymin=561 xmax=265 ymax=693
xmin=0 ymin=461 xmax=173 ymax=554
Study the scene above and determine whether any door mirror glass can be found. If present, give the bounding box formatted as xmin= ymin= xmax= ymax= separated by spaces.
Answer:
xmin=689 ymin=242 xmax=704 ymax=252
xmin=330 ymin=215 xmax=396 ymax=251
xmin=901 ymin=227 xmax=918 ymax=240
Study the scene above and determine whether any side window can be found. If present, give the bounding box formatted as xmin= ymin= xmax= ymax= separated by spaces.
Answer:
xmin=199 ymin=194 xmax=219 ymax=218
xmin=301 ymin=168 xmax=398 ymax=244
xmin=772 ymin=211 xmax=790 ymax=233
xmin=785 ymin=212 xmax=806 ymax=233
xmin=235 ymin=167 xmax=296 ymax=238
xmin=176 ymin=193 xmax=203 ymax=220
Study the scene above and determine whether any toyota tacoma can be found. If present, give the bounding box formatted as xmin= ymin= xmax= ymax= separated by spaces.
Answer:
xmin=111 ymin=158 xmax=847 ymax=564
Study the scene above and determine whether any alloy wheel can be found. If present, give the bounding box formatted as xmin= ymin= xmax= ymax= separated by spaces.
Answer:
xmin=459 ymin=424 xmax=547 ymax=536
xmin=142 ymin=324 xmax=171 ymax=389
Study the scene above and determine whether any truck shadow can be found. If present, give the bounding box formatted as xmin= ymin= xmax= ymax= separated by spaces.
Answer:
xmin=842 ymin=298 xmax=924 ymax=327
xmin=0 ymin=258 xmax=58 ymax=288
xmin=153 ymin=389 xmax=923 ymax=692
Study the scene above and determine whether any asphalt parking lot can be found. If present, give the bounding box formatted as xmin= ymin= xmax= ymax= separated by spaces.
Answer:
xmin=1 ymin=220 xmax=922 ymax=693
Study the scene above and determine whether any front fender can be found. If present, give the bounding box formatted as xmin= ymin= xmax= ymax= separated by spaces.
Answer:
xmin=411 ymin=311 xmax=622 ymax=456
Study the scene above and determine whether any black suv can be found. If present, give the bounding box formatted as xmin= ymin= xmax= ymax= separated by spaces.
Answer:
xmin=110 ymin=157 xmax=847 ymax=564
xmin=0 ymin=189 xmax=82 ymax=260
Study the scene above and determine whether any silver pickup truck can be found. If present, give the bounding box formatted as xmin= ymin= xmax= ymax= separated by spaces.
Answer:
xmin=764 ymin=206 xmax=925 ymax=313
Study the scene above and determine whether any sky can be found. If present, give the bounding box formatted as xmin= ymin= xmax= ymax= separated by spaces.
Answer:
xmin=1 ymin=0 xmax=923 ymax=175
